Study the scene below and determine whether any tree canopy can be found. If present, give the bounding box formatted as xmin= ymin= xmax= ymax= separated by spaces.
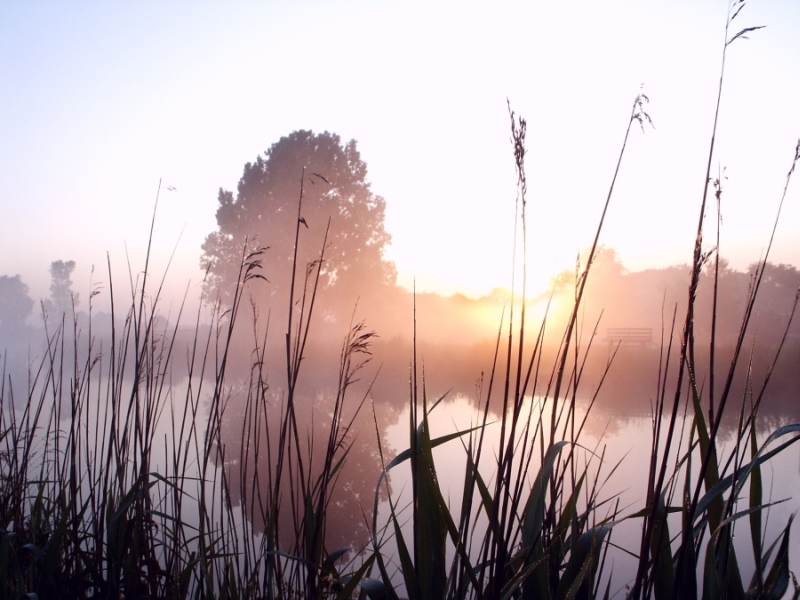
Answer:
xmin=48 ymin=259 xmax=78 ymax=315
xmin=0 ymin=275 xmax=33 ymax=336
xmin=201 ymin=130 xmax=396 ymax=316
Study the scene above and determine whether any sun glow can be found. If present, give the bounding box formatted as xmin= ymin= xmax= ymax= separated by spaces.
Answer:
xmin=465 ymin=288 xmax=564 ymax=338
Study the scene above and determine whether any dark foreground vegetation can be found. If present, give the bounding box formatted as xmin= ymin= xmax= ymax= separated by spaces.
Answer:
xmin=2 ymin=2 xmax=800 ymax=598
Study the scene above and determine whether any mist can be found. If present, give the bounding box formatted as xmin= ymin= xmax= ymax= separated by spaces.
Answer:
xmin=3 ymin=1 xmax=800 ymax=598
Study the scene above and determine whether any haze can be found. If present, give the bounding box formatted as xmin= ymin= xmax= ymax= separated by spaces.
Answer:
xmin=4 ymin=1 xmax=800 ymax=597
xmin=2 ymin=0 xmax=799 ymax=306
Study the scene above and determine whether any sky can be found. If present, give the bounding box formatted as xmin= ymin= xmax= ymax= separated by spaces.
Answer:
xmin=1 ymin=0 xmax=799 ymax=308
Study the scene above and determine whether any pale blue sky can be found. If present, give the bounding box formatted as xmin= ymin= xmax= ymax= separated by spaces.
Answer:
xmin=1 ymin=0 xmax=799 ymax=304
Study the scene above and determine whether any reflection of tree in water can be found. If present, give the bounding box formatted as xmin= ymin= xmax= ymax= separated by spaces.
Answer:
xmin=218 ymin=381 xmax=394 ymax=552
xmin=199 ymin=129 xmax=400 ymax=554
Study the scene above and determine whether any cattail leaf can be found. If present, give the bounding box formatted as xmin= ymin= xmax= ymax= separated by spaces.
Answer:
xmin=432 ymin=471 xmax=482 ymax=593
xmin=303 ymin=494 xmax=323 ymax=567
xmin=371 ymin=551 xmax=401 ymax=600
xmin=712 ymin=499 xmax=787 ymax=537
xmin=649 ymin=493 xmax=674 ymax=600
xmin=554 ymin=472 xmax=585 ymax=551
xmin=556 ymin=526 xmax=609 ymax=600
xmin=732 ymin=423 xmax=800 ymax=501
xmin=388 ymin=496 xmax=417 ymax=597
xmin=703 ymin=530 xmax=724 ymax=600
xmin=690 ymin=382 xmax=723 ymax=530
xmin=334 ymin=554 xmax=375 ymax=600
xmin=757 ymin=516 xmax=793 ymax=600
xmin=323 ymin=547 xmax=350 ymax=573
xmin=413 ymin=417 xmax=448 ymax=600
xmin=499 ymin=554 xmax=549 ymax=600
xmin=384 ymin=423 xmax=486 ymax=472
xmin=519 ymin=441 xmax=569 ymax=600
xmin=521 ymin=441 xmax=569 ymax=549
xmin=466 ymin=452 xmax=502 ymax=539
xmin=361 ymin=577 xmax=390 ymax=600
xmin=695 ymin=431 xmax=800 ymax=523
xmin=674 ymin=528 xmax=698 ymax=600
xmin=749 ymin=423 xmax=763 ymax=584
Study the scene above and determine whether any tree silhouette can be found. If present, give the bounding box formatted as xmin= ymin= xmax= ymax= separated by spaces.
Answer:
xmin=201 ymin=131 xmax=396 ymax=317
xmin=48 ymin=259 xmax=78 ymax=316
xmin=0 ymin=275 xmax=33 ymax=336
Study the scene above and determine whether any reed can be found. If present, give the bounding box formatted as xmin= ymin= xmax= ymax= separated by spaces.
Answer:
xmin=1 ymin=2 xmax=799 ymax=598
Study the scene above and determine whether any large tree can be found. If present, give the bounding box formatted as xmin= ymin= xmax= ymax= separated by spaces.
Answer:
xmin=201 ymin=130 xmax=396 ymax=316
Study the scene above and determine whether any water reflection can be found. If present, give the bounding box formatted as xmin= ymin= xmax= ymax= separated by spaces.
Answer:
xmin=219 ymin=384 xmax=395 ymax=551
xmin=213 ymin=332 xmax=800 ymax=591
xmin=379 ymin=395 xmax=800 ymax=593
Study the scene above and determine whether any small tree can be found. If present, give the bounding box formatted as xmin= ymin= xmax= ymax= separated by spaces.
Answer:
xmin=49 ymin=259 xmax=78 ymax=316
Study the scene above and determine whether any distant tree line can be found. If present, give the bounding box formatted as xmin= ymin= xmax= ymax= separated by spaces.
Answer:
xmin=0 ymin=259 xmax=80 ymax=337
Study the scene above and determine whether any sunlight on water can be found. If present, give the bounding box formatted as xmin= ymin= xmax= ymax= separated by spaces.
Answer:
xmin=379 ymin=395 xmax=800 ymax=595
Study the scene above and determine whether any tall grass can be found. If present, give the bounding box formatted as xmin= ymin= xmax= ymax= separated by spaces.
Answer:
xmin=0 ymin=192 xmax=384 ymax=598
xmin=2 ymin=1 xmax=800 ymax=598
